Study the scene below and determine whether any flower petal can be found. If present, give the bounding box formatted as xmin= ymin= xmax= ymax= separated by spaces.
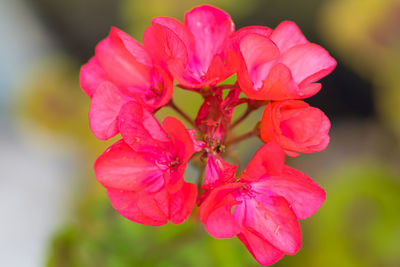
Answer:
xmin=253 ymin=166 xmax=326 ymax=219
xmin=281 ymin=43 xmax=337 ymax=85
xmin=241 ymin=143 xmax=285 ymax=182
xmin=185 ymin=5 xmax=234 ymax=73
xmin=119 ymin=101 xmax=169 ymax=153
xmin=94 ymin=140 xmax=164 ymax=192
xmin=270 ymin=21 xmax=308 ymax=53
xmin=107 ymin=188 xmax=168 ymax=226
xmin=237 ymin=228 xmax=284 ymax=265
xmin=240 ymin=196 xmax=302 ymax=254
xmin=80 ymin=57 xmax=109 ymax=98
xmin=170 ymin=182 xmax=198 ymax=224
xmin=96 ymin=27 xmax=152 ymax=90
xmin=88 ymin=82 xmax=128 ymax=140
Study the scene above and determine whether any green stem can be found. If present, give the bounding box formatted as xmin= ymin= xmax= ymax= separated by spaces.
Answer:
xmin=168 ymin=99 xmax=196 ymax=128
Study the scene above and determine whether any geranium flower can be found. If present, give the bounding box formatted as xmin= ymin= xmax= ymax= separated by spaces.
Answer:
xmin=200 ymin=143 xmax=325 ymax=265
xmin=143 ymin=5 xmax=235 ymax=89
xmin=261 ymin=100 xmax=330 ymax=156
xmin=80 ymin=27 xmax=173 ymax=140
xmin=230 ymin=21 xmax=337 ymax=100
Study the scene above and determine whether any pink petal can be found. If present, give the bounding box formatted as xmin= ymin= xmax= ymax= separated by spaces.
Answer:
xmin=107 ymin=188 xmax=168 ymax=226
xmin=239 ymin=34 xmax=280 ymax=82
xmin=88 ymin=82 xmax=128 ymax=140
xmin=260 ymin=63 xmax=300 ymax=100
xmin=188 ymin=129 xmax=206 ymax=152
xmin=200 ymin=183 xmax=244 ymax=238
xmin=232 ymin=26 xmax=273 ymax=42
xmin=185 ymin=5 xmax=234 ymax=73
xmin=119 ymin=101 xmax=169 ymax=153
xmin=253 ymin=166 xmax=326 ymax=219
xmin=110 ymin=27 xmax=153 ymax=66
xmin=239 ymin=196 xmax=302 ymax=254
xmin=162 ymin=116 xmax=194 ymax=163
xmin=203 ymin=154 xmax=237 ymax=190
xmin=241 ymin=143 xmax=285 ymax=182
xmin=270 ymin=21 xmax=308 ymax=53
xmin=169 ymin=182 xmax=198 ymax=224
xmin=96 ymin=27 xmax=152 ymax=90
xmin=281 ymin=43 xmax=337 ymax=85
xmin=238 ymin=228 xmax=284 ymax=265
xmin=79 ymin=57 xmax=109 ymax=98
xmin=94 ymin=140 xmax=164 ymax=192
xmin=143 ymin=22 xmax=189 ymax=67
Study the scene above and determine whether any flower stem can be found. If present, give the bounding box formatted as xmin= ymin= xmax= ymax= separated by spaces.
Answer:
xmin=225 ymin=130 xmax=256 ymax=146
xmin=169 ymin=99 xmax=196 ymax=128
xmin=230 ymin=106 xmax=252 ymax=130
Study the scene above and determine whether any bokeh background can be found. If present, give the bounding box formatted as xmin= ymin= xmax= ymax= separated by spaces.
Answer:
xmin=1 ymin=0 xmax=400 ymax=266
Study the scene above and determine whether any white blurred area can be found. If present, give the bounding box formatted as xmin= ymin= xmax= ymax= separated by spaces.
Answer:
xmin=0 ymin=1 xmax=78 ymax=266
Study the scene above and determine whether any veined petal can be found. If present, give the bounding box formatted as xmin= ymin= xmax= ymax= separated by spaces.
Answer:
xmin=119 ymin=101 xmax=169 ymax=153
xmin=270 ymin=21 xmax=308 ymax=53
xmin=203 ymin=154 xmax=237 ymax=190
xmin=241 ymin=196 xmax=302 ymax=254
xmin=89 ymin=82 xmax=129 ymax=140
xmin=95 ymin=140 xmax=164 ymax=192
xmin=80 ymin=57 xmax=109 ymax=98
xmin=108 ymin=187 xmax=175 ymax=226
xmin=281 ymin=43 xmax=337 ymax=85
xmin=241 ymin=143 xmax=285 ymax=182
xmin=238 ymin=228 xmax=284 ymax=266
xmin=107 ymin=189 xmax=168 ymax=226
xmin=185 ymin=5 xmax=235 ymax=73
xmin=143 ymin=22 xmax=189 ymax=67
xmin=253 ymin=166 xmax=326 ymax=220
xmin=96 ymin=27 xmax=152 ymax=90
xmin=200 ymin=183 xmax=243 ymax=238
xmin=162 ymin=116 xmax=194 ymax=163
xmin=169 ymin=182 xmax=198 ymax=224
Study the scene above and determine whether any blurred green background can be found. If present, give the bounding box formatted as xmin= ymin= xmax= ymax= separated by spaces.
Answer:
xmin=1 ymin=0 xmax=400 ymax=266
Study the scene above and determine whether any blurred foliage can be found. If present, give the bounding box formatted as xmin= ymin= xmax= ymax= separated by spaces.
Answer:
xmin=47 ymin=183 xmax=258 ymax=267
xmin=284 ymin=162 xmax=400 ymax=267
xmin=320 ymin=0 xmax=400 ymax=136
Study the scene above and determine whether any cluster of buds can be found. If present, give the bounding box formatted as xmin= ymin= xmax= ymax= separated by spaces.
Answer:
xmin=80 ymin=5 xmax=336 ymax=265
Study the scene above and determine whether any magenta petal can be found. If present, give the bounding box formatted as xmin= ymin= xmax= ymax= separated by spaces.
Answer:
xmin=239 ymin=34 xmax=280 ymax=79
xmin=162 ymin=116 xmax=194 ymax=163
xmin=203 ymin=154 xmax=237 ymax=190
xmin=143 ymin=22 xmax=189 ymax=67
xmin=254 ymin=166 xmax=326 ymax=219
xmin=96 ymin=28 xmax=152 ymax=89
xmin=281 ymin=43 xmax=337 ymax=85
xmin=270 ymin=21 xmax=308 ymax=53
xmin=80 ymin=57 xmax=109 ymax=98
xmin=170 ymin=182 xmax=198 ymax=224
xmin=119 ymin=101 xmax=169 ymax=153
xmin=94 ymin=140 xmax=164 ymax=192
xmin=204 ymin=205 xmax=241 ymax=238
xmin=242 ymin=143 xmax=285 ymax=182
xmin=243 ymin=196 xmax=302 ymax=254
xmin=107 ymin=189 xmax=168 ymax=226
xmin=238 ymin=228 xmax=284 ymax=266
xmin=88 ymin=82 xmax=128 ymax=140
xmin=185 ymin=5 xmax=234 ymax=72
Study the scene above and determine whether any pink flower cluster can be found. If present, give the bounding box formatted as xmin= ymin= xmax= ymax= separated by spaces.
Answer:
xmin=80 ymin=5 xmax=336 ymax=265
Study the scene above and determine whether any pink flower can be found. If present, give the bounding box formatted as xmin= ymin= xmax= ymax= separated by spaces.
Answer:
xmin=200 ymin=143 xmax=325 ymax=265
xmin=80 ymin=27 xmax=173 ymax=140
xmin=230 ymin=21 xmax=337 ymax=100
xmin=94 ymin=102 xmax=199 ymax=225
xmin=261 ymin=100 xmax=330 ymax=156
xmin=143 ymin=5 xmax=235 ymax=89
